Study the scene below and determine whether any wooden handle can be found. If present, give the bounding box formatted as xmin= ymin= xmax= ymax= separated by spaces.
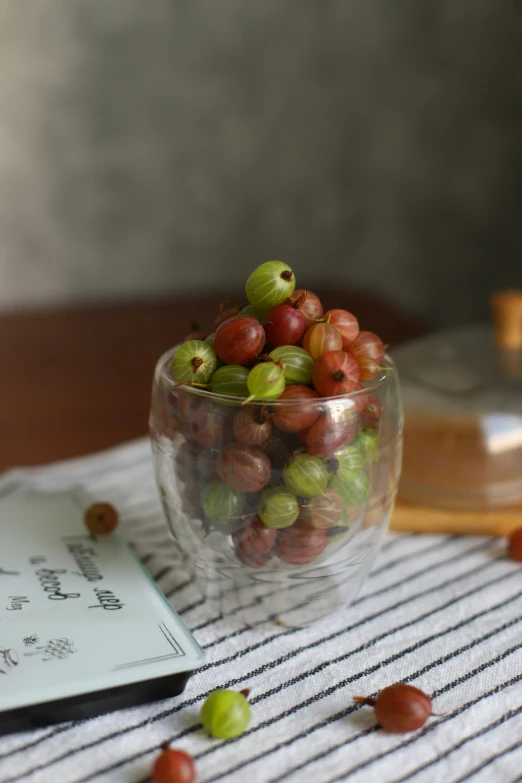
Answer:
xmin=491 ymin=290 xmax=522 ymax=349
xmin=390 ymin=501 xmax=522 ymax=537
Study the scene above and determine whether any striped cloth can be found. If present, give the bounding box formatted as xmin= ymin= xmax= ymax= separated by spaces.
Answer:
xmin=0 ymin=438 xmax=521 ymax=783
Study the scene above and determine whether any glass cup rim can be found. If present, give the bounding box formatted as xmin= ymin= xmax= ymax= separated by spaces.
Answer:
xmin=156 ymin=345 xmax=397 ymax=405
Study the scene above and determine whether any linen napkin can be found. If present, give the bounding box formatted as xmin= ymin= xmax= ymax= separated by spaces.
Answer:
xmin=0 ymin=438 xmax=520 ymax=783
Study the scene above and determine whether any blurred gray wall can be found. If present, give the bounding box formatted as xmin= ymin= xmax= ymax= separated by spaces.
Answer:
xmin=0 ymin=1 xmax=520 ymax=326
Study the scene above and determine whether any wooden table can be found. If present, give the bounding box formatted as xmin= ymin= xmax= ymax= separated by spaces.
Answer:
xmin=0 ymin=291 xmax=424 ymax=471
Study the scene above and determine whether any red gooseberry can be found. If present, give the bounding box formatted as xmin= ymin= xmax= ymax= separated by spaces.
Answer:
xmin=354 ymin=684 xmax=433 ymax=733
xmin=312 ymin=351 xmax=360 ymax=397
xmin=272 ymin=386 xmax=320 ymax=433
xmin=357 ymin=356 xmax=382 ymax=382
xmin=214 ymin=306 xmax=240 ymax=330
xmin=324 ymin=309 xmax=359 ymax=348
xmin=217 ymin=442 xmax=271 ymax=493
xmin=233 ymin=516 xmax=277 ymax=567
xmin=508 ymin=527 xmax=522 ymax=561
xmin=188 ymin=402 xmax=230 ymax=449
xmin=277 ymin=524 xmax=328 ymax=564
xmin=233 ymin=406 xmax=272 ymax=445
xmin=303 ymin=322 xmax=343 ymax=359
xmin=349 ymin=330 xmax=385 ymax=365
xmin=214 ymin=315 xmax=266 ymax=365
xmin=153 ymin=744 xmax=195 ymax=783
xmin=304 ymin=407 xmax=357 ymax=457
xmin=264 ymin=295 xmax=307 ymax=347
xmin=289 ymin=289 xmax=324 ymax=327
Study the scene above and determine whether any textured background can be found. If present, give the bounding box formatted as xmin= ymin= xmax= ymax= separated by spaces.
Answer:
xmin=0 ymin=1 xmax=520 ymax=326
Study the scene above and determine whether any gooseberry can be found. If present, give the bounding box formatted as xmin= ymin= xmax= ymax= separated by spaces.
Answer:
xmin=201 ymin=689 xmax=251 ymax=739
xmin=312 ymin=351 xmax=360 ymax=397
xmin=264 ymin=293 xmax=307 ymax=347
xmin=329 ymin=469 xmax=370 ymax=506
xmin=272 ymin=386 xmax=320 ymax=433
xmin=245 ymin=362 xmax=286 ymax=403
xmin=359 ymin=394 xmax=383 ymax=429
xmin=217 ymin=442 xmax=271 ymax=493
xmin=258 ymin=487 xmax=299 ymax=529
xmin=188 ymin=402 xmax=229 ymax=449
xmin=233 ymin=516 xmax=277 ymax=567
xmin=354 ymin=683 xmax=433 ymax=733
xmin=153 ymin=744 xmax=195 ymax=783
xmin=233 ymin=406 xmax=272 ymax=445
xmin=303 ymin=488 xmax=344 ymax=529
xmin=357 ymin=356 xmax=382 ymax=382
xmin=172 ymin=340 xmax=218 ymax=385
xmin=356 ymin=429 xmax=379 ymax=464
xmin=282 ymin=453 xmax=329 ymax=497
xmin=289 ymin=289 xmax=324 ymax=327
xmin=324 ymin=309 xmax=359 ymax=348
xmin=335 ymin=444 xmax=365 ymax=479
xmin=213 ymin=306 xmax=239 ymax=330
xmin=303 ymin=322 xmax=343 ymax=359
xmin=200 ymin=480 xmax=244 ymax=526
xmin=240 ymin=303 xmax=268 ymax=321
xmin=508 ymin=527 xmax=522 ymax=561
xmin=277 ymin=524 xmax=328 ymax=564
xmin=304 ymin=407 xmax=357 ymax=457
xmin=214 ymin=316 xmax=265 ymax=365
xmin=84 ymin=503 xmax=118 ymax=535
xmin=349 ymin=330 xmax=385 ymax=365
xmin=269 ymin=346 xmax=313 ymax=385
xmin=210 ymin=365 xmax=249 ymax=397
xmin=245 ymin=260 xmax=296 ymax=311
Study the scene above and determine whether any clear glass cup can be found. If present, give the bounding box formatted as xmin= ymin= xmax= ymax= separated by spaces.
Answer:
xmin=150 ymin=347 xmax=403 ymax=627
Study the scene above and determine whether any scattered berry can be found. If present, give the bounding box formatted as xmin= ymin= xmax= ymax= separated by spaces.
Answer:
xmin=153 ymin=744 xmax=195 ymax=783
xmin=84 ymin=503 xmax=118 ymax=535
xmin=508 ymin=527 xmax=522 ymax=561
xmin=201 ymin=689 xmax=251 ymax=739
xmin=354 ymin=683 xmax=433 ymax=733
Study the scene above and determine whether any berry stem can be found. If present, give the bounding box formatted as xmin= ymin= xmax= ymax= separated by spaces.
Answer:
xmin=240 ymin=688 xmax=251 ymax=700
xmin=292 ymin=291 xmax=308 ymax=311
xmin=281 ymin=270 xmax=293 ymax=282
xmin=332 ymin=370 xmax=347 ymax=382
xmin=353 ymin=696 xmax=377 ymax=706
xmin=191 ymin=357 xmax=203 ymax=372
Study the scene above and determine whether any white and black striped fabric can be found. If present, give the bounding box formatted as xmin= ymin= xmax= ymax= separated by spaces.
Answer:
xmin=0 ymin=438 xmax=521 ymax=783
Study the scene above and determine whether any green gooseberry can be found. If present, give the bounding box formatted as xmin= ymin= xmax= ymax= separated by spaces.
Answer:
xmin=244 ymin=362 xmax=286 ymax=404
xmin=282 ymin=454 xmax=329 ymax=497
xmin=269 ymin=346 xmax=313 ymax=385
xmin=329 ymin=470 xmax=370 ymax=507
xmin=201 ymin=689 xmax=251 ymax=739
xmin=245 ymin=260 xmax=296 ymax=311
xmin=205 ymin=332 xmax=216 ymax=348
xmin=240 ymin=304 xmax=268 ymax=322
xmin=210 ymin=365 xmax=249 ymax=397
xmin=258 ymin=487 xmax=299 ymax=529
xmin=335 ymin=445 xmax=365 ymax=481
xmin=200 ymin=480 xmax=244 ymax=525
xmin=172 ymin=340 xmax=217 ymax=385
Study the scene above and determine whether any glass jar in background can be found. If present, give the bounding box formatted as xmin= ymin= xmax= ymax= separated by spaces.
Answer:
xmin=392 ymin=291 xmax=522 ymax=511
xmin=150 ymin=346 xmax=402 ymax=627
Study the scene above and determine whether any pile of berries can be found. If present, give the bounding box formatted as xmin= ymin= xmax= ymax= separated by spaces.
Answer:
xmin=170 ymin=261 xmax=386 ymax=567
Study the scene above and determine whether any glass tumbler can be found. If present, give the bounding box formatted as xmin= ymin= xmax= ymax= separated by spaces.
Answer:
xmin=150 ymin=347 xmax=403 ymax=627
